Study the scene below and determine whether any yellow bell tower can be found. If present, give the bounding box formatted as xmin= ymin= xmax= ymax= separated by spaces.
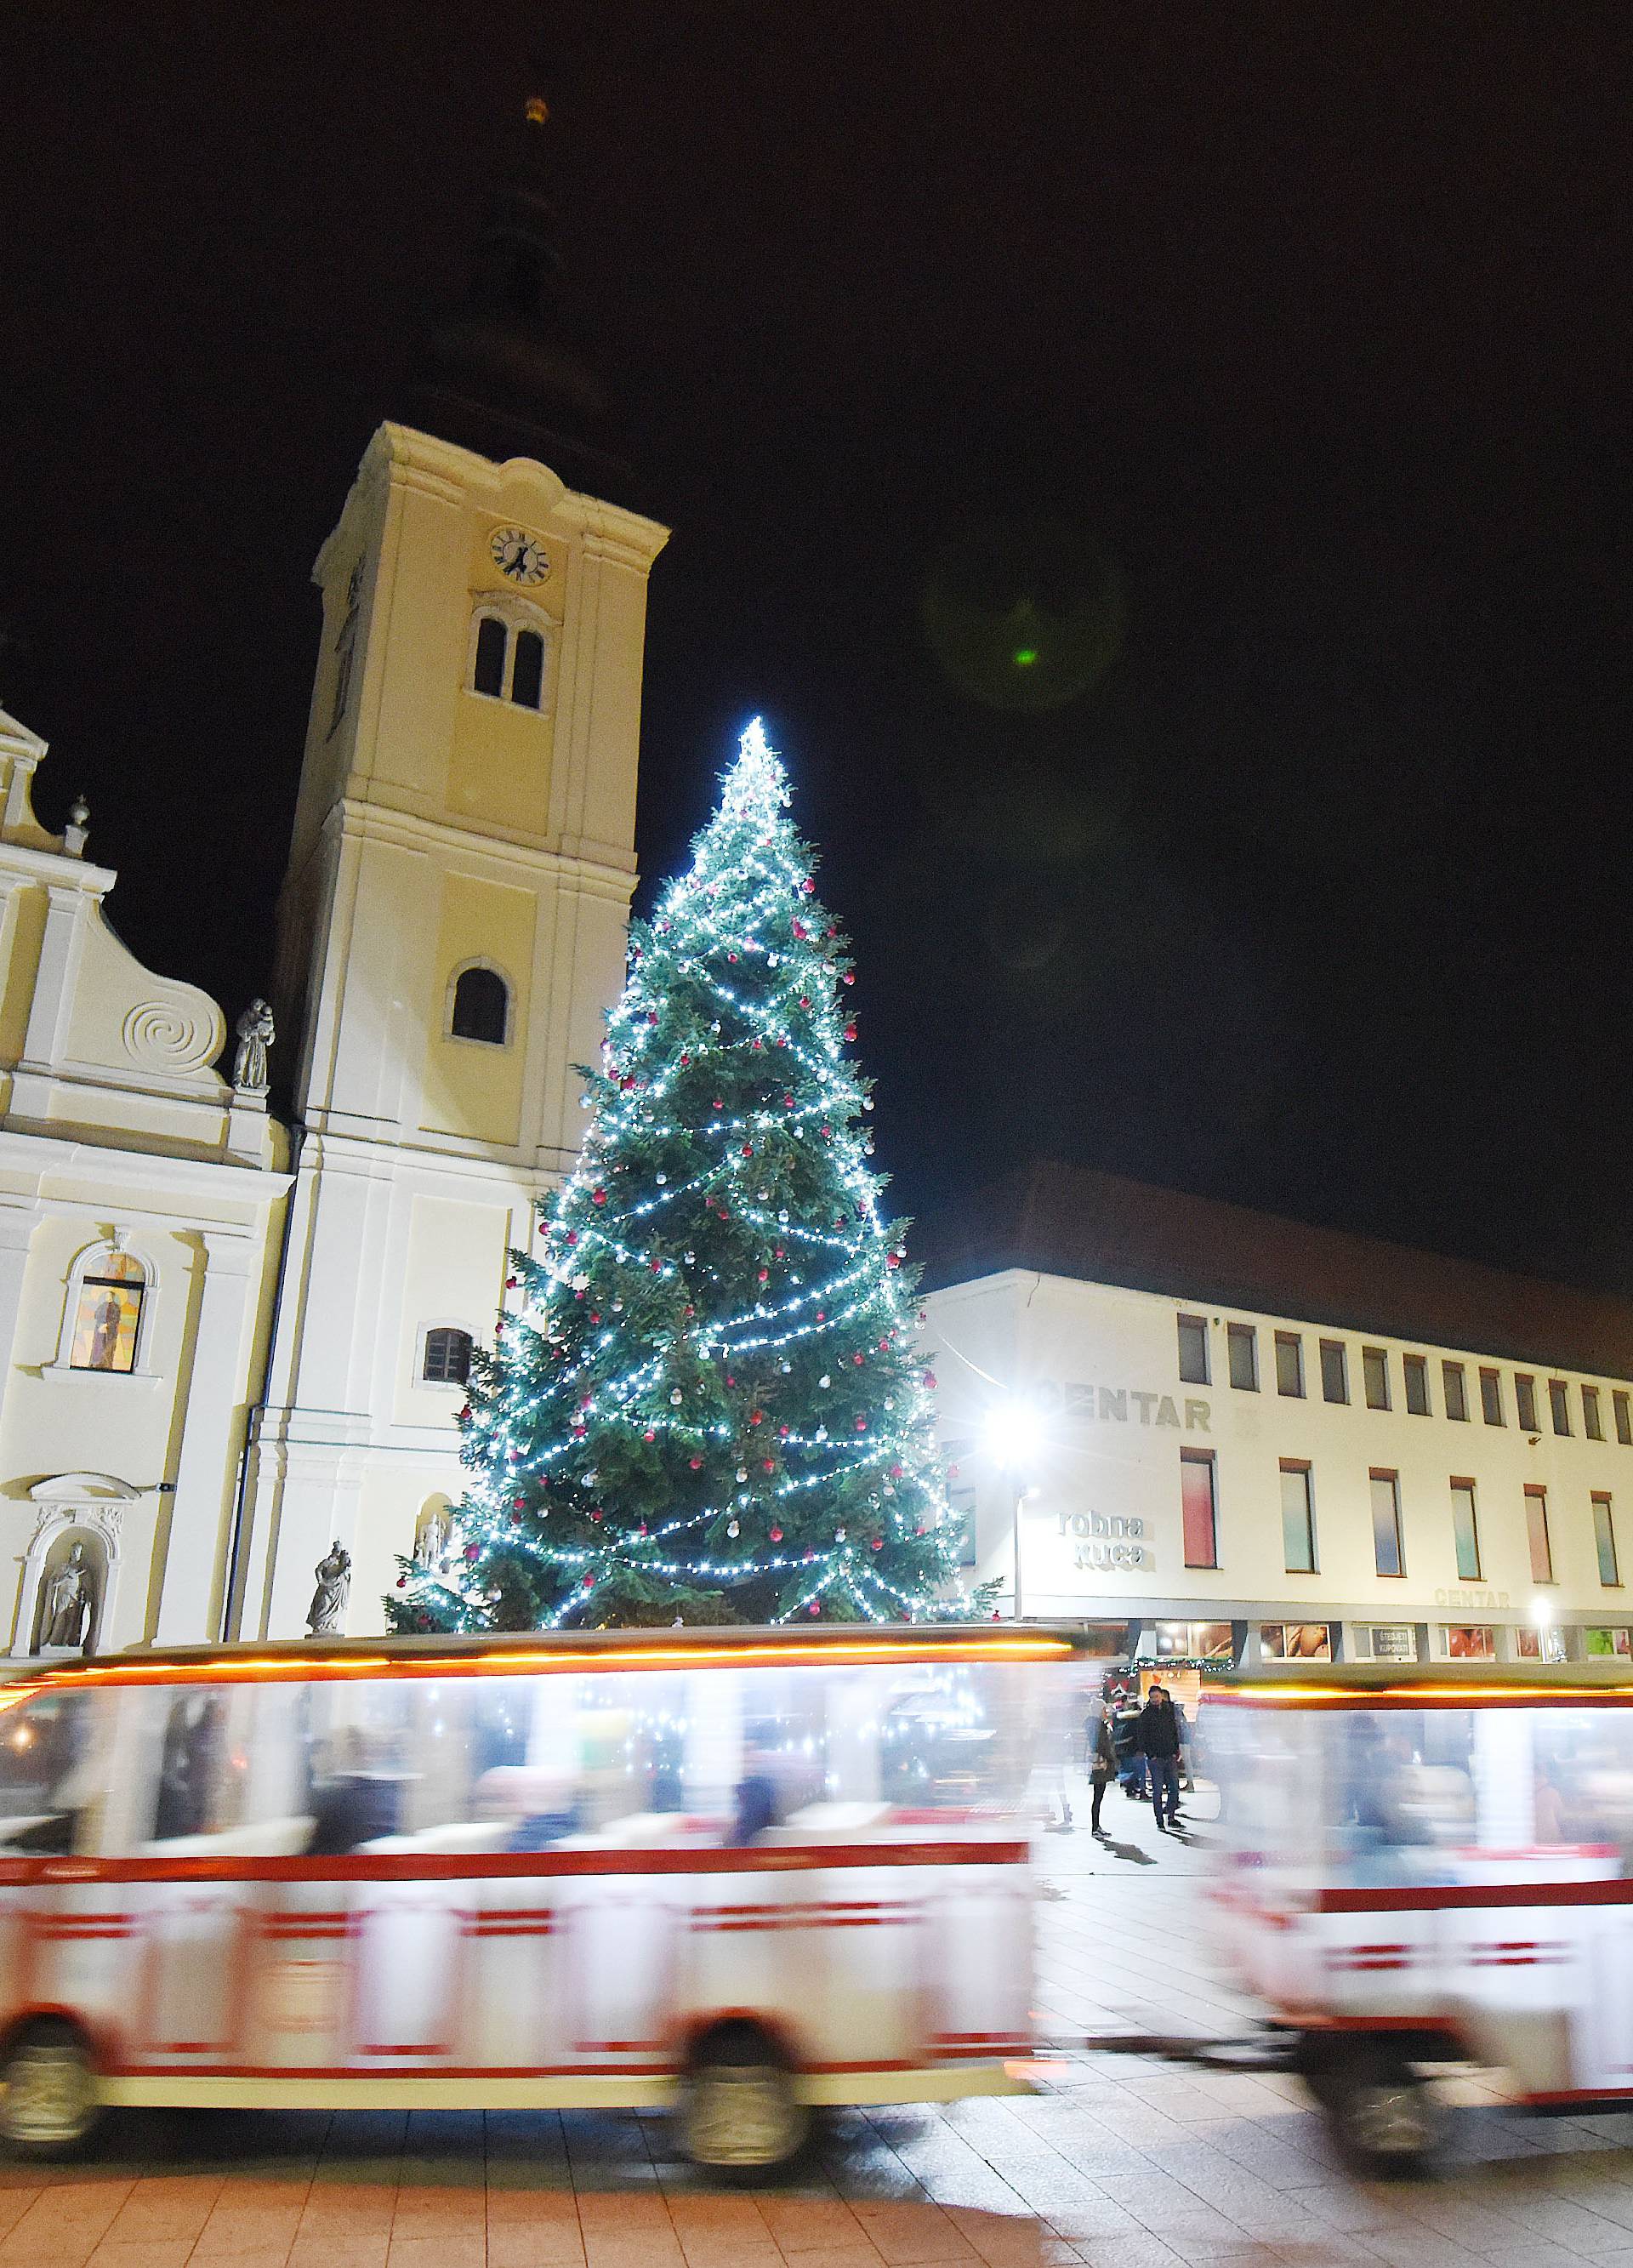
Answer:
xmin=237 ymin=77 xmax=668 ymax=1638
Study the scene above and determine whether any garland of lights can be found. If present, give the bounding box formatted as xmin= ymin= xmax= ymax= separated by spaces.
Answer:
xmin=389 ymin=721 xmax=981 ymax=1633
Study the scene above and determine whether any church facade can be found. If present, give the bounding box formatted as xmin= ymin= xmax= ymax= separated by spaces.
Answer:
xmin=0 ymin=419 xmax=667 ymax=1655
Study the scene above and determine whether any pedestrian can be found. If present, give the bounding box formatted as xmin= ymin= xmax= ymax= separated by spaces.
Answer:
xmin=1135 ymin=1680 xmax=1185 ymax=1834
xmin=1088 ymin=1707 xmax=1116 ymax=1837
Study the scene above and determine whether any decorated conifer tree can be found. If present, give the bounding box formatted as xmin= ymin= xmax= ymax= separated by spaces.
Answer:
xmin=389 ymin=721 xmax=975 ymax=1631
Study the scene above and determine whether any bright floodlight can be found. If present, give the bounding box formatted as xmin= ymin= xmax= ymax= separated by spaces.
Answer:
xmin=1532 ymin=1597 xmax=1553 ymax=1626
xmin=985 ymin=1398 xmax=1044 ymax=1471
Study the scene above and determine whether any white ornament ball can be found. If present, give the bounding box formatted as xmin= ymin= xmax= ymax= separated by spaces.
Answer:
xmin=670 ymin=1388 xmax=683 ymax=1405
xmin=727 ymin=1518 xmax=740 ymax=1538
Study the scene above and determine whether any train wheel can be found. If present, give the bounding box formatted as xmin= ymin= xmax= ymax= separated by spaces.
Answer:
xmin=0 ymin=2020 xmax=100 ymax=2159
xmin=1319 ymin=2046 xmax=1440 ymax=2178
xmin=680 ymin=2024 xmax=809 ymax=2179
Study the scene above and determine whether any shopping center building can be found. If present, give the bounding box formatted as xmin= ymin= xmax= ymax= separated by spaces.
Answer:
xmin=919 ymin=1161 xmax=1633 ymax=1671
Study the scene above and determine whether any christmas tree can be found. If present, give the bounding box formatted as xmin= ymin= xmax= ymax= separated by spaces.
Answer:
xmin=390 ymin=721 xmax=975 ymax=1632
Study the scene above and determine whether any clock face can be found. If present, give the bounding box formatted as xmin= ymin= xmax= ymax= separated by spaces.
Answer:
xmin=490 ymin=527 xmax=550 ymax=585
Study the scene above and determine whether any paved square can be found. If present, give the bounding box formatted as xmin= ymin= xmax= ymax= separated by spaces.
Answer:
xmin=15 ymin=1768 xmax=1633 ymax=2264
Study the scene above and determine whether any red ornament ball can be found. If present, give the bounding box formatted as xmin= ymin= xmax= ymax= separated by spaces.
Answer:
xmin=762 ymin=1457 xmax=776 ymax=1473
xmin=689 ymin=1456 xmax=703 ymax=1470
xmin=770 ymin=1526 xmax=783 ymax=1542
xmin=844 ymin=1023 xmax=857 ymax=1042
xmin=870 ymin=1537 xmax=883 ymax=1551
xmin=593 ymin=1188 xmax=607 ymax=1205
xmin=505 ymin=1275 xmax=518 ymax=1290
xmin=465 ymin=1542 xmax=480 ymax=1560
xmin=395 ymin=1575 xmax=407 ymax=1588
xmin=843 ymin=972 xmax=856 ymax=986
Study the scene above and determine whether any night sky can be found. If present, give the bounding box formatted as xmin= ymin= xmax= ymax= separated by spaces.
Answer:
xmin=2 ymin=5 xmax=1627 ymax=1289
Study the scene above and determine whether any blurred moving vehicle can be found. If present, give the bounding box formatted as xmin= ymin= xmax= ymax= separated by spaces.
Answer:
xmin=0 ymin=1624 xmax=1080 ymax=2169
xmin=1209 ymin=1664 xmax=1633 ymax=2174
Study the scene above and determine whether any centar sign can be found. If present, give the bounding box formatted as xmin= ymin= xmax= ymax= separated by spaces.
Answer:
xmin=1037 ymin=1380 xmax=1210 ymax=1433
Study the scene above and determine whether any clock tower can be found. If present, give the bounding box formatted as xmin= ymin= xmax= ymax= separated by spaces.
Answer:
xmin=236 ymin=78 xmax=668 ymax=1638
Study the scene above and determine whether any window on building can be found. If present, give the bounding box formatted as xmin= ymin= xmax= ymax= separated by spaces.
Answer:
xmin=68 ymin=1249 xmax=146 ymax=1374
xmin=1180 ymin=1448 xmax=1218 ymax=1570
xmin=1450 ymin=1479 xmax=1481 ymax=1581
xmin=1442 ymin=1362 xmax=1468 ymax=1422
xmin=1616 ymin=1390 xmax=1633 ymax=1447
xmin=1319 ymin=1339 xmax=1348 ymax=1404
xmin=510 ymin=629 xmax=546 ymax=709
xmin=1176 ymin=1314 xmax=1209 ymax=1387
xmin=1403 ymin=1353 xmax=1430 ymax=1416
xmin=1549 ymin=1381 xmax=1572 ymax=1437
xmin=1584 ymin=1385 xmax=1605 ymax=1442
xmin=1525 ymin=1486 xmax=1554 ymax=1583
xmin=473 ymin=613 xmax=509 ymax=697
xmin=1274 ymin=1331 xmax=1305 ymax=1398
xmin=1226 ymin=1324 xmax=1258 ymax=1392
xmin=1516 ymin=1373 xmax=1539 ymax=1433
xmin=1479 ymin=1369 xmax=1504 ymax=1426
xmin=450 ymin=965 xmax=510 ymax=1046
xmin=1370 ymin=1469 xmax=1404 ymax=1576
xmin=422 ymin=1327 xmax=474 ymax=1386
xmin=469 ymin=610 xmax=549 ymax=709
xmin=1594 ymin=1494 xmax=1621 ymax=1587
xmin=1363 ymin=1347 xmax=1391 ymax=1410
xmin=1280 ymin=1462 xmax=1317 ymax=1574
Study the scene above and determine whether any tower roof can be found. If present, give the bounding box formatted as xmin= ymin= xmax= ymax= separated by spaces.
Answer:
xmin=400 ymin=52 xmax=636 ymax=503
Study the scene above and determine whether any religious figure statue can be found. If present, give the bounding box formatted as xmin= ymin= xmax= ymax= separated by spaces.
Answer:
xmin=306 ymin=1541 xmax=351 ymax=1637
xmin=232 ymin=998 xmax=275 ymax=1095
xmin=415 ymin=1500 xmax=453 ymax=1570
xmin=43 ymin=1541 xmax=93 ymax=1651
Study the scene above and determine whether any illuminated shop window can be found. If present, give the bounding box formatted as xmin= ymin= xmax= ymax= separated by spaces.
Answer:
xmin=68 ymin=1251 xmax=146 ymax=1375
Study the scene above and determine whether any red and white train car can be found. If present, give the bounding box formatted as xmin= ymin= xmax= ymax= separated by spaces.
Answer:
xmin=0 ymin=1624 xmax=1079 ymax=2168
xmin=1208 ymin=1664 xmax=1633 ymax=2171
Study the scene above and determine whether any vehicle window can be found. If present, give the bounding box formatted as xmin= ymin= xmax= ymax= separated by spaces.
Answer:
xmin=0 ymin=1689 xmax=108 ymax=1854
xmin=1328 ymin=1708 xmax=1476 ymax=1868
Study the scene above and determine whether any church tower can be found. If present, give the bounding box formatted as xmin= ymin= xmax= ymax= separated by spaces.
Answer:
xmin=239 ymin=74 xmax=668 ymax=1637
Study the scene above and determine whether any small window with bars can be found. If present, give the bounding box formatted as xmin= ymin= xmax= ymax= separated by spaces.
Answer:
xmin=423 ymin=1327 xmax=474 ymax=1386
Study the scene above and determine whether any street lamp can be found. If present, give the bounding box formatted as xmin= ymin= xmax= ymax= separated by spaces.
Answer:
xmin=985 ymin=1397 xmax=1044 ymax=1621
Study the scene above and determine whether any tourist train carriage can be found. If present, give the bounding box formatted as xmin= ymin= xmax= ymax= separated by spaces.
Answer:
xmin=0 ymin=1624 xmax=1082 ymax=2168
xmin=1207 ymin=1662 xmax=1633 ymax=2171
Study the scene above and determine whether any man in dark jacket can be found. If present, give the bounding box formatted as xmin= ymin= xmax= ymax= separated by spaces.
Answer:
xmin=1134 ymin=1684 xmax=1186 ymax=1833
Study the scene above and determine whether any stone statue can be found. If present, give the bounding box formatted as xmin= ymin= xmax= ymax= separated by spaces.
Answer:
xmin=305 ymin=1541 xmax=351 ymax=1637
xmin=415 ymin=1500 xmax=453 ymax=1570
xmin=43 ymin=1541 xmax=93 ymax=1651
xmin=232 ymin=998 xmax=275 ymax=1095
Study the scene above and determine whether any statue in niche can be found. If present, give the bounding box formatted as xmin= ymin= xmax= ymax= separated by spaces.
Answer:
xmin=414 ymin=1499 xmax=453 ymax=1570
xmin=232 ymin=998 xmax=275 ymax=1096
xmin=306 ymin=1541 xmax=351 ymax=1637
xmin=42 ymin=1541 xmax=94 ymax=1652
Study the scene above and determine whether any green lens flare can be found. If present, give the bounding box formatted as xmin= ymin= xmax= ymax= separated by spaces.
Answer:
xmin=1012 ymin=647 xmax=1039 ymax=668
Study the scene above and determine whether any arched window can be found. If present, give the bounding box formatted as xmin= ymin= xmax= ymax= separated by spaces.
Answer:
xmin=467 ymin=605 xmax=549 ymax=710
xmin=510 ymin=628 xmax=545 ymax=709
xmin=423 ymin=1327 xmax=473 ymax=1386
xmin=473 ymin=614 xmax=509 ymax=698
xmin=450 ymin=964 xmax=510 ymax=1046
xmin=68 ymin=1250 xmax=147 ymax=1375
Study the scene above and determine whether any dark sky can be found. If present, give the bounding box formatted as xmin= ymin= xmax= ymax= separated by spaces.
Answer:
xmin=2 ymin=4 xmax=1628 ymax=1288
